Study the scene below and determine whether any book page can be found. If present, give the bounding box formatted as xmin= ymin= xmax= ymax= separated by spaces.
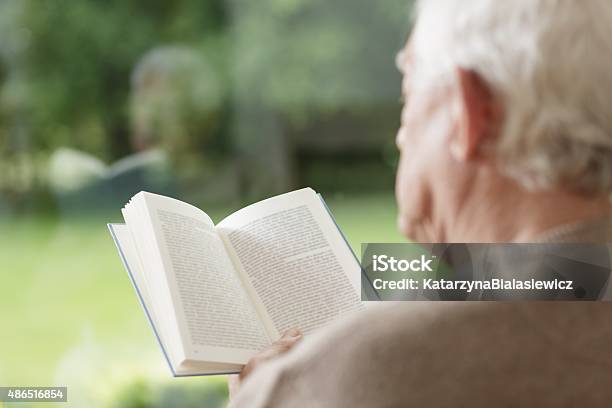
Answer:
xmin=217 ymin=188 xmax=362 ymax=339
xmin=108 ymin=224 xmax=175 ymax=369
xmin=135 ymin=192 xmax=269 ymax=364
xmin=122 ymin=196 xmax=187 ymax=367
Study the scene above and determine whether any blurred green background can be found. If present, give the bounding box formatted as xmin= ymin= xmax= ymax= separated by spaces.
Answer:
xmin=0 ymin=0 xmax=412 ymax=406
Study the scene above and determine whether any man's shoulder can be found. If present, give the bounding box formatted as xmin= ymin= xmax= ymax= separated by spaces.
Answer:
xmin=233 ymin=302 xmax=612 ymax=407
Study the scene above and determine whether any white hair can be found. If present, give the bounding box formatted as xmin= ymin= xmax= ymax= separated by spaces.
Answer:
xmin=407 ymin=0 xmax=612 ymax=193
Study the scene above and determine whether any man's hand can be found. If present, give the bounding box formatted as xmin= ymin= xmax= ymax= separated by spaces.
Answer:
xmin=228 ymin=328 xmax=302 ymax=399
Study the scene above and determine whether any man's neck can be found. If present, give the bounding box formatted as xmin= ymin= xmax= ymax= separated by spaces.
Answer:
xmin=445 ymin=177 xmax=612 ymax=243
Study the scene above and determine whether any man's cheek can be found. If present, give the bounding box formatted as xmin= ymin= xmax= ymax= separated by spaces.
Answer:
xmin=395 ymin=172 xmax=420 ymax=240
xmin=395 ymin=147 xmax=431 ymax=234
xmin=395 ymin=156 xmax=415 ymax=215
xmin=395 ymin=176 xmax=411 ymax=238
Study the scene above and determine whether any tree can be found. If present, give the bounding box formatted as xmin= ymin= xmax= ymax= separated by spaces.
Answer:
xmin=12 ymin=0 xmax=228 ymax=159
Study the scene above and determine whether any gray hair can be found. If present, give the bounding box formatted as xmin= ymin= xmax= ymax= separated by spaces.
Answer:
xmin=407 ymin=0 xmax=612 ymax=193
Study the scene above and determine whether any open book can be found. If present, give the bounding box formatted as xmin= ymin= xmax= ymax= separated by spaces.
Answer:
xmin=108 ymin=188 xmax=363 ymax=376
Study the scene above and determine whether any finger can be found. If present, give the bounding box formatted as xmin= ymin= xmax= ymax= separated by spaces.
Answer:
xmin=239 ymin=342 xmax=296 ymax=379
xmin=239 ymin=329 xmax=303 ymax=380
xmin=274 ymin=336 xmax=301 ymax=348
xmin=227 ymin=374 xmax=241 ymax=400
xmin=281 ymin=327 xmax=302 ymax=338
xmin=240 ymin=356 xmax=263 ymax=379
xmin=257 ymin=342 xmax=294 ymax=361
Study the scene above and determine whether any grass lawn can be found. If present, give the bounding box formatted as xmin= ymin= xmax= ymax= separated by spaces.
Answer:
xmin=0 ymin=193 xmax=404 ymax=407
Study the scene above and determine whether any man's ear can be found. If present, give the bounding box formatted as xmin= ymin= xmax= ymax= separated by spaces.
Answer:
xmin=450 ymin=67 xmax=499 ymax=161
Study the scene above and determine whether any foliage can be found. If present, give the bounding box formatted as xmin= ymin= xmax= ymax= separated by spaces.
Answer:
xmin=4 ymin=0 xmax=227 ymax=159
xmin=0 ymin=0 xmax=410 ymax=157
xmin=108 ymin=378 xmax=228 ymax=408
xmin=229 ymin=0 xmax=411 ymax=123
xmin=0 ymin=0 xmax=412 ymax=208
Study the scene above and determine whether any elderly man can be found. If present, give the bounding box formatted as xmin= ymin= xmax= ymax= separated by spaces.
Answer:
xmin=230 ymin=0 xmax=612 ymax=406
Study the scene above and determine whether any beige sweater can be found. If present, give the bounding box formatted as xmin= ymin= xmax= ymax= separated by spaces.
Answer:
xmin=230 ymin=218 xmax=612 ymax=407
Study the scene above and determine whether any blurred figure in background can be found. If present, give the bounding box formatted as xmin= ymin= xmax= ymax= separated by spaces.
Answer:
xmin=130 ymin=45 xmax=238 ymax=206
xmin=48 ymin=45 xmax=239 ymax=212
